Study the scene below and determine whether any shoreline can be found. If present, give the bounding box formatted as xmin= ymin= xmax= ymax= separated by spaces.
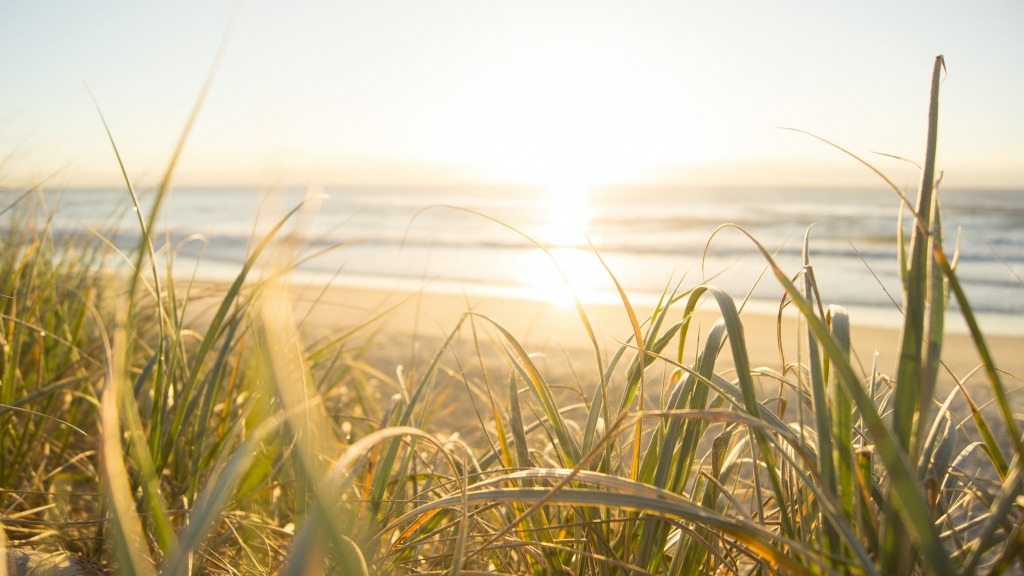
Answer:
xmin=181 ymin=263 xmax=1024 ymax=337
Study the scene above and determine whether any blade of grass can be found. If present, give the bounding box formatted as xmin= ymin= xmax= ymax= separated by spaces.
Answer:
xmin=99 ymin=303 xmax=156 ymax=576
xmin=719 ymin=223 xmax=956 ymax=576
xmin=800 ymin=228 xmax=840 ymax=563
xmin=158 ymin=199 xmax=312 ymax=469
xmin=584 ymin=238 xmax=646 ymax=482
xmin=469 ymin=313 xmax=582 ymax=467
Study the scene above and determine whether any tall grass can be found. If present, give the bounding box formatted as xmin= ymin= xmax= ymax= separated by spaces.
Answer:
xmin=2 ymin=55 xmax=1022 ymax=574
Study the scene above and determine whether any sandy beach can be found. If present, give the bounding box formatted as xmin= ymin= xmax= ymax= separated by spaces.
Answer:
xmin=273 ymin=283 xmax=1024 ymax=403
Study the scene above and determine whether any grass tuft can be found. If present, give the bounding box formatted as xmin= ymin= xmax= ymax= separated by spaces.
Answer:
xmin=1 ymin=55 xmax=1021 ymax=575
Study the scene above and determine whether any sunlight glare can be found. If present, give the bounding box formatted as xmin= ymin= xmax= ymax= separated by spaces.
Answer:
xmin=445 ymin=56 xmax=685 ymax=185
xmin=547 ymin=183 xmax=591 ymax=247
xmin=527 ymin=248 xmax=605 ymax=308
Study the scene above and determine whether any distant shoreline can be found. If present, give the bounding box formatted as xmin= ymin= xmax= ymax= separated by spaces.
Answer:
xmin=13 ymin=185 xmax=1024 ymax=332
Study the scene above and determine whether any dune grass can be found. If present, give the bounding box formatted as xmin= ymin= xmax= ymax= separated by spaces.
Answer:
xmin=1 ymin=55 xmax=1023 ymax=575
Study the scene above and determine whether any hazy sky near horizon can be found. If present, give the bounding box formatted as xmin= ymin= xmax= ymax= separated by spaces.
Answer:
xmin=1 ymin=1 xmax=1022 ymax=190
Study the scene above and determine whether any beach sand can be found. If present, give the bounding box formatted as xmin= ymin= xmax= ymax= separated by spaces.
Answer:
xmin=283 ymin=284 xmax=1023 ymax=411
xmin=285 ymin=285 xmax=1023 ymax=381
xmin=184 ymin=280 xmax=1024 ymax=437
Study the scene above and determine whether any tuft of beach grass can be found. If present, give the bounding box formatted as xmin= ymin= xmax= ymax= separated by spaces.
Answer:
xmin=1 ymin=55 xmax=1023 ymax=575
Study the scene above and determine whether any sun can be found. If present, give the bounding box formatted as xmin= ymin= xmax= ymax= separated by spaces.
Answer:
xmin=547 ymin=182 xmax=591 ymax=247
xmin=444 ymin=55 xmax=685 ymax=186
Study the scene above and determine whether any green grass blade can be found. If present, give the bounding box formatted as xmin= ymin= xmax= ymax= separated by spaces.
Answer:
xmin=586 ymin=238 xmax=647 ymax=482
xmin=471 ymin=313 xmax=582 ymax=467
xmin=100 ymin=308 xmax=156 ymax=576
xmin=892 ymin=54 xmax=944 ymax=460
xmin=721 ymin=224 xmax=956 ymax=576
xmin=801 ymin=232 xmax=840 ymax=562
xmin=509 ymin=372 xmax=533 ymax=468
xmin=826 ymin=306 xmax=855 ymax=525
xmin=701 ymin=285 xmax=797 ymax=541
xmin=159 ymin=200 xmax=310 ymax=468
xmin=161 ymin=415 xmax=282 ymax=575
xmin=916 ymin=195 xmax=946 ymax=458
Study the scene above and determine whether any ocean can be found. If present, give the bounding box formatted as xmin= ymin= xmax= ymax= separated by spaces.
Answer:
xmin=8 ymin=185 xmax=1024 ymax=335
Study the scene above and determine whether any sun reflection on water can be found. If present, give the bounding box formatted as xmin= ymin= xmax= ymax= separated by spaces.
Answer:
xmin=527 ymin=184 xmax=603 ymax=307
xmin=526 ymin=248 xmax=606 ymax=308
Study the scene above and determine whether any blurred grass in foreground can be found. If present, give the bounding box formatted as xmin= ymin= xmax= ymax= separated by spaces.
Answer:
xmin=3 ymin=56 xmax=1024 ymax=575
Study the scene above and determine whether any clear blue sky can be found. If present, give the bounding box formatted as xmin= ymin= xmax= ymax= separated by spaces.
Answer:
xmin=1 ymin=1 xmax=1022 ymax=189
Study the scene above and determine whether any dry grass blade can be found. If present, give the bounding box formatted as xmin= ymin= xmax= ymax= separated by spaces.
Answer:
xmin=99 ymin=304 xmax=157 ymax=576
xmin=585 ymin=237 xmax=647 ymax=481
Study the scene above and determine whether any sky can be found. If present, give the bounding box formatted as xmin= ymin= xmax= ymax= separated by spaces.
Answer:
xmin=1 ymin=1 xmax=1022 ymax=190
